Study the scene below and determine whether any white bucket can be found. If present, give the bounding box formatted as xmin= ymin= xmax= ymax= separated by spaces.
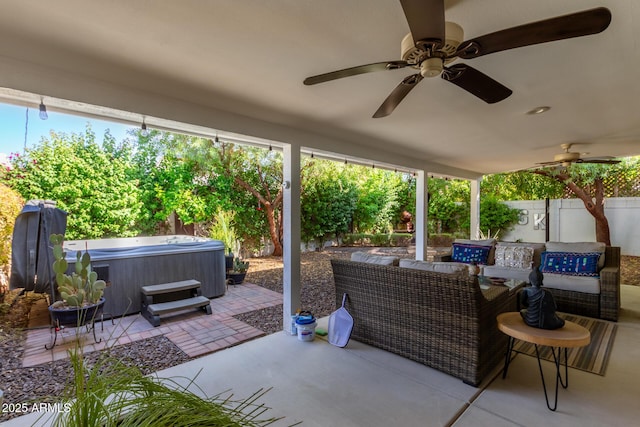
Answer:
xmin=296 ymin=321 xmax=317 ymax=342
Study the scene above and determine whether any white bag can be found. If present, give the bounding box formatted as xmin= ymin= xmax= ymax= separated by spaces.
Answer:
xmin=328 ymin=293 xmax=354 ymax=348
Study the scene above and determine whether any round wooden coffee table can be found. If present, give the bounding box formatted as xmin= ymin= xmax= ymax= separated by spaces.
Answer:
xmin=497 ymin=312 xmax=590 ymax=411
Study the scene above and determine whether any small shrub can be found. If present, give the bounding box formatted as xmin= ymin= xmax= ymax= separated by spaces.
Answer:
xmin=208 ymin=209 xmax=238 ymax=254
xmin=389 ymin=233 xmax=412 ymax=247
xmin=428 ymin=233 xmax=455 ymax=247
xmin=370 ymin=234 xmax=390 ymax=246
xmin=342 ymin=233 xmax=368 ymax=246
xmin=0 ymin=183 xmax=23 ymax=275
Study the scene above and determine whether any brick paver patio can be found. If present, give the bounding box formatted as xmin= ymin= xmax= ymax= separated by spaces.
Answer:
xmin=22 ymin=283 xmax=283 ymax=367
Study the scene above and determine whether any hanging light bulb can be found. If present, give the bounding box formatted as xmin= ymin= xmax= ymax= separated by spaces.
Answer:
xmin=141 ymin=119 xmax=149 ymax=137
xmin=268 ymin=144 xmax=272 ymax=151
xmin=38 ymin=99 xmax=48 ymax=120
xmin=214 ymin=135 xmax=219 ymax=143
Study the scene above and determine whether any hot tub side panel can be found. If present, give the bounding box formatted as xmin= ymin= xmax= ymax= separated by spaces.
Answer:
xmin=83 ymin=247 xmax=225 ymax=317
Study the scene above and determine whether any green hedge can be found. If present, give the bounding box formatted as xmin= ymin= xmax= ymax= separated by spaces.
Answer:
xmin=341 ymin=233 xmax=413 ymax=247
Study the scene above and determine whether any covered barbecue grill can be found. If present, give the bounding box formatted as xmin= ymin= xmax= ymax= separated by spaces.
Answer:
xmin=9 ymin=200 xmax=67 ymax=301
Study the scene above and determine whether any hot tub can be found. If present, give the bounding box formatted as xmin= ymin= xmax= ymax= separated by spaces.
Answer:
xmin=64 ymin=235 xmax=225 ymax=317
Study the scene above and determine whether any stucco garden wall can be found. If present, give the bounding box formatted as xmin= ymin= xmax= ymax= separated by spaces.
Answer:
xmin=500 ymin=197 xmax=640 ymax=256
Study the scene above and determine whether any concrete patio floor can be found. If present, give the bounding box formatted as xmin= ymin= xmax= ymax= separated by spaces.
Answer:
xmin=7 ymin=284 xmax=640 ymax=427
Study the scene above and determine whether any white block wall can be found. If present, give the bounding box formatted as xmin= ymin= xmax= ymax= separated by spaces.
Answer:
xmin=500 ymin=197 xmax=640 ymax=256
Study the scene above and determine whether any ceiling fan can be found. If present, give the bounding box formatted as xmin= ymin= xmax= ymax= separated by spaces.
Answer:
xmin=536 ymin=143 xmax=621 ymax=167
xmin=303 ymin=1 xmax=611 ymax=118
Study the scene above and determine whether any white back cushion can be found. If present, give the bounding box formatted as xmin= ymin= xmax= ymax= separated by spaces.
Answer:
xmin=351 ymin=252 xmax=399 ymax=266
xmin=399 ymin=259 xmax=470 ymax=277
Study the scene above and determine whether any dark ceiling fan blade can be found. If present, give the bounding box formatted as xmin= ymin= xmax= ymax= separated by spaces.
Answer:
xmin=399 ymin=0 xmax=445 ymax=46
xmin=441 ymin=64 xmax=512 ymax=103
xmin=373 ymin=73 xmax=424 ymax=118
xmin=456 ymin=7 xmax=611 ymax=59
xmin=576 ymin=158 xmax=621 ymax=164
xmin=303 ymin=61 xmax=408 ymax=85
xmin=536 ymin=161 xmax=562 ymax=166
xmin=536 ymin=158 xmax=620 ymax=167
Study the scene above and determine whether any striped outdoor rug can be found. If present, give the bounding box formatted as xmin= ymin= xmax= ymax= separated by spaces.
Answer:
xmin=513 ymin=313 xmax=617 ymax=376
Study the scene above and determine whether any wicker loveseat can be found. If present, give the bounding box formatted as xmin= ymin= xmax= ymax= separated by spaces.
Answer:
xmin=330 ymin=259 xmax=519 ymax=386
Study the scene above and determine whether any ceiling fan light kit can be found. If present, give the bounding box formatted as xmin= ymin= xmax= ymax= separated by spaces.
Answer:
xmin=304 ymin=1 xmax=612 ymax=118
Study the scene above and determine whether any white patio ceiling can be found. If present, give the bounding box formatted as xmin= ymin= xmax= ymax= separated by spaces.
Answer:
xmin=0 ymin=0 xmax=639 ymax=178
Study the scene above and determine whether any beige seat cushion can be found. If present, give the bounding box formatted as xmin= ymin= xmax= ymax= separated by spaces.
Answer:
xmin=399 ymin=259 xmax=471 ymax=277
xmin=351 ymin=252 xmax=399 ymax=266
xmin=542 ymin=273 xmax=601 ymax=294
xmin=482 ymin=265 xmax=532 ymax=282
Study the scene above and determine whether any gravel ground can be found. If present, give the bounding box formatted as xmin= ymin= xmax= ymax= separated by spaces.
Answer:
xmin=235 ymin=250 xmax=353 ymax=334
xmin=1 ymin=248 xmax=638 ymax=422
xmin=235 ymin=247 xmax=420 ymax=334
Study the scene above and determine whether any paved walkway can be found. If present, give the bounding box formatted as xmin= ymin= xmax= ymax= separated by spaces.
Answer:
xmin=22 ymin=283 xmax=283 ymax=367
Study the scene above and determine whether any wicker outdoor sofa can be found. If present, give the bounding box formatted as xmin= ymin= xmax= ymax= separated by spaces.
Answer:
xmin=330 ymin=259 xmax=519 ymax=386
xmin=436 ymin=240 xmax=621 ymax=322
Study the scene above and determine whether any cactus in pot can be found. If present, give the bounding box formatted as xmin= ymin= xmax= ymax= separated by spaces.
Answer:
xmin=50 ymin=234 xmax=106 ymax=308
xmin=231 ymin=257 xmax=250 ymax=274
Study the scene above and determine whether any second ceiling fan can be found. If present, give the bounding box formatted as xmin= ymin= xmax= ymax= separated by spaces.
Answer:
xmin=303 ymin=1 xmax=611 ymax=118
xmin=536 ymin=143 xmax=621 ymax=168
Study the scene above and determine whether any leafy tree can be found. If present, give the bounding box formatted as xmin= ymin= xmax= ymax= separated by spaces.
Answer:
xmin=533 ymin=165 xmax=614 ymax=244
xmin=347 ymin=167 xmax=407 ymax=233
xmin=475 ymin=195 xmax=520 ymax=238
xmin=391 ymin=173 xmax=416 ymax=232
xmin=128 ymin=131 xmax=235 ymax=234
xmin=207 ymin=142 xmax=284 ymax=256
xmin=428 ymin=178 xmax=519 ymax=238
xmin=301 ymin=159 xmax=357 ymax=245
xmin=481 ymin=171 xmax=565 ymax=200
xmin=3 ymin=127 xmax=141 ymax=239
xmin=484 ymin=157 xmax=640 ymax=245
xmin=427 ymin=178 xmax=469 ymax=234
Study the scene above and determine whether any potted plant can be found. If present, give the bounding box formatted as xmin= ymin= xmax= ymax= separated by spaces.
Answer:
xmin=226 ymin=257 xmax=250 ymax=285
xmin=48 ymin=234 xmax=106 ymax=329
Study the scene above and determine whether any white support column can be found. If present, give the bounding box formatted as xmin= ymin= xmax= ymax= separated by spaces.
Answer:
xmin=282 ymin=144 xmax=301 ymax=333
xmin=470 ymin=178 xmax=481 ymax=239
xmin=415 ymin=171 xmax=428 ymax=260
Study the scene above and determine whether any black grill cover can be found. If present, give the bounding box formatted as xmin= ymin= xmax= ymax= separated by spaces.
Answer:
xmin=10 ymin=200 xmax=67 ymax=299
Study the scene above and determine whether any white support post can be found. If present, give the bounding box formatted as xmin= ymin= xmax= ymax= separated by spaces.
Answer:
xmin=415 ymin=171 xmax=428 ymax=260
xmin=470 ymin=178 xmax=481 ymax=239
xmin=282 ymin=144 xmax=301 ymax=333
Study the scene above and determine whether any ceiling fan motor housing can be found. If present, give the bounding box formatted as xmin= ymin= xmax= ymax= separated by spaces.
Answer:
xmin=554 ymin=151 xmax=581 ymax=162
xmin=401 ymin=21 xmax=464 ymax=77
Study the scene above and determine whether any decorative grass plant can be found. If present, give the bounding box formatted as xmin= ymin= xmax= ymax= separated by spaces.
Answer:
xmin=47 ymin=348 xmax=296 ymax=427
